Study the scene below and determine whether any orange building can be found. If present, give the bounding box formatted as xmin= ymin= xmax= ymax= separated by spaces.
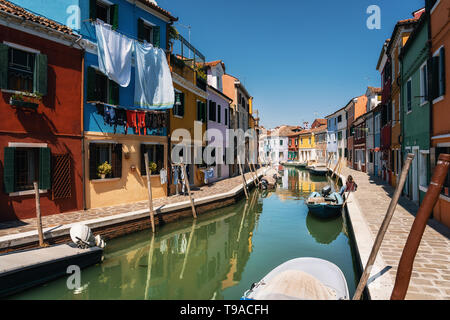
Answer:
xmin=429 ymin=0 xmax=450 ymax=227
xmin=386 ymin=16 xmax=419 ymax=186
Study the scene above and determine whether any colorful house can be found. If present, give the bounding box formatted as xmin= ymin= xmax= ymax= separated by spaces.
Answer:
xmin=399 ymin=12 xmax=430 ymax=205
xmin=365 ymin=87 xmax=382 ymax=176
xmin=386 ymin=15 xmax=419 ymax=187
xmin=169 ymin=36 xmax=208 ymax=189
xmin=205 ymin=60 xmax=232 ymax=182
xmin=428 ymin=0 xmax=450 ymax=227
xmin=325 ymin=108 xmax=345 ymax=166
xmin=345 ymin=95 xmax=367 ymax=170
xmin=0 ymin=1 xmax=83 ymax=221
xmin=377 ymin=39 xmax=393 ymax=183
xmin=288 ymin=132 xmax=300 ymax=161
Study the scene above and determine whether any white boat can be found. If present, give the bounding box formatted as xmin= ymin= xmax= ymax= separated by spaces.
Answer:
xmin=242 ymin=257 xmax=349 ymax=300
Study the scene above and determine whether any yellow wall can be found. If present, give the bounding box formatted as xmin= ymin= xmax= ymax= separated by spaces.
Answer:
xmin=170 ymin=82 xmax=207 ymax=187
xmin=299 ymin=133 xmax=315 ymax=149
xmin=84 ymin=132 xmax=168 ymax=209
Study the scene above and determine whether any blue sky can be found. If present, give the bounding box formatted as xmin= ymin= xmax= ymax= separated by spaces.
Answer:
xmin=159 ymin=0 xmax=423 ymax=128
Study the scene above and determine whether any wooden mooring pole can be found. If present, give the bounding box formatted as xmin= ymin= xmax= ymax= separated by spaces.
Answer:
xmin=391 ymin=153 xmax=450 ymax=300
xmin=144 ymin=152 xmax=156 ymax=233
xmin=352 ymin=153 xmax=415 ymax=300
xmin=33 ymin=182 xmax=45 ymax=247
xmin=239 ymin=157 xmax=249 ymax=199
xmin=180 ymin=161 xmax=197 ymax=219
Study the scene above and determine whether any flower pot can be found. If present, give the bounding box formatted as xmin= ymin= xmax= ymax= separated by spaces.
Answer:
xmin=100 ymin=174 xmax=106 ymax=179
xmin=9 ymin=98 xmax=38 ymax=110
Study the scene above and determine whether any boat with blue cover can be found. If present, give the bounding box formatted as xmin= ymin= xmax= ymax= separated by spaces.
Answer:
xmin=306 ymin=186 xmax=344 ymax=219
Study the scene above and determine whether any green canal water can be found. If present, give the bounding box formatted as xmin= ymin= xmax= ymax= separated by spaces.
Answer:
xmin=10 ymin=168 xmax=361 ymax=300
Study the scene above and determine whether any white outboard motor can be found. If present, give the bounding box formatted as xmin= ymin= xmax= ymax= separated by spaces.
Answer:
xmin=70 ymin=224 xmax=106 ymax=249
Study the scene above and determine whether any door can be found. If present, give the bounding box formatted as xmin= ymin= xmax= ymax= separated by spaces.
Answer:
xmin=412 ymin=148 xmax=419 ymax=202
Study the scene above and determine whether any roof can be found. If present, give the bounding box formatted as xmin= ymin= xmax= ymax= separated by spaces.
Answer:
xmin=204 ymin=60 xmax=226 ymax=72
xmin=0 ymin=0 xmax=75 ymax=36
xmin=376 ymin=39 xmax=391 ymax=71
xmin=137 ymin=0 xmax=178 ymax=21
xmin=311 ymin=119 xmax=327 ymax=128
xmin=367 ymin=86 xmax=382 ymax=94
xmin=386 ymin=17 xmax=419 ymax=54
xmin=207 ymin=84 xmax=233 ymax=103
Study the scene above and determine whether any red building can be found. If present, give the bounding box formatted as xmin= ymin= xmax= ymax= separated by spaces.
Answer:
xmin=353 ymin=115 xmax=366 ymax=172
xmin=0 ymin=2 xmax=83 ymax=221
xmin=288 ymin=133 xmax=299 ymax=161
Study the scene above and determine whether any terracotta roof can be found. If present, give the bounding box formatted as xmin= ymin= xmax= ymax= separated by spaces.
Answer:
xmin=0 ymin=0 xmax=75 ymax=35
xmin=204 ymin=60 xmax=226 ymax=72
xmin=367 ymin=86 xmax=382 ymax=94
xmin=137 ymin=0 xmax=178 ymax=21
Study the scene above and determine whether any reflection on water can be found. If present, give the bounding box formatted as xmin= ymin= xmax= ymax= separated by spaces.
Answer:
xmin=10 ymin=168 xmax=359 ymax=300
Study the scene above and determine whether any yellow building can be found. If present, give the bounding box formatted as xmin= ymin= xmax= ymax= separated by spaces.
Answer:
xmin=169 ymin=51 xmax=207 ymax=190
xmin=298 ymin=129 xmax=315 ymax=163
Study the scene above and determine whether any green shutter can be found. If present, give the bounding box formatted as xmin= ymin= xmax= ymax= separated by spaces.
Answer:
xmin=432 ymin=56 xmax=440 ymax=100
xmin=112 ymin=144 xmax=122 ymax=178
xmin=39 ymin=147 xmax=51 ymax=190
xmin=89 ymin=0 xmax=97 ymax=20
xmin=109 ymin=80 xmax=119 ymax=105
xmin=89 ymin=143 xmax=98 ymax=180
xmin=137 ymin=18 xmax=145 ymax=42
xmin=34 ymin=53 xmax=47 ymax=95
xmin=153 ymin=26 xmax=160 ymax=48
xmin=440 ymin=47 xmax=446 ymax=96
xmin=181 ymin=93 xmax=185 ymax=117
xmin=140 ymin=144 xmax=146 ymax=176
xmin=202 ymin=102 xmax=206 ymax=123
xmin=111 ymin=4 xmax=119 ymax=30
xmin=3 ymin=147 xmax=15 ymax=194
xmin=0 ymin=44 xmax=8 ymax=90
xmin=87 ymin=67 xmax=96 ymax=101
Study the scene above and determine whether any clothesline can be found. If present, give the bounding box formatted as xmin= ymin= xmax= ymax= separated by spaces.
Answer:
xmin=82 ymin=18 xmax=171 ymax=53
xmin=87 ymin=101 xmax=168 ymax=114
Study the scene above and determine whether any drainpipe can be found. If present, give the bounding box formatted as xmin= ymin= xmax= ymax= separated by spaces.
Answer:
xmin=81 ymin=51 xmax=86 ymax=210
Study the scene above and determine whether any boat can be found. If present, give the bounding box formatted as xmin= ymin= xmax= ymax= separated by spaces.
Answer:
xmin=298 ymin=162 xmax=307 ymax=167
xmin=242 ymin=257 xmax=349 ymax=300
xmin=306 ymin=188 xmax=344 ymax=219
xmin=309 ymin=166 xmax=329 ymax=176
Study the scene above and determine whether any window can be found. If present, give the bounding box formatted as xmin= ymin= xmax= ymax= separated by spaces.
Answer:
xmin=224 ymin=108 xmax=228 ymax=126
xmin=141 ymin=144 xmax=164 ymax=175
xmin=406 ymin=80 xmax=412 ymax=112
xmin=436 ymin=147 xmax=450 ymax=196
xmin=209 ymin=101 xmax=216 ymax=121
xmin=337 ymin=131 xmax=342 ymax=141
xmin=392 ymin=100 xmax=396 ymax=123
xmin=420 ymin=63 xmax=428 ymax=105
xmin=419 ymin=151 xmax=428 ymax=188
xmin=337 ymin=115 xmax=342 ymax=123
xmin=3 ymin=146 xmax=51 ymax=193
xmin=308 ymin=137 xmax=311 ymax=145
xmin=86 ymin=67 xmax=119 ymax=105
xmin=217 ymin=105 xmax=221 ymax=123
xmin=137 ymin=19 xmax=160 ymax=47
xmin=89 ymin=143 xmax=122 ymax=179
xmin=432 ymin=47 xmax=446 ymax=100
xmin=0 ymin=44 xmax=47 ymax=95
xmin=197 ymin=101 xmax=206 ymax=122
xmin=280 ymin=140 xmax=283 ymax=146
xmin=295 ymin=139 xmax=298 ymax=146
xmin=90 ymin=0 xmax=119 ymax=29
xmin=174 ymin=91 xmax=184 ymax=117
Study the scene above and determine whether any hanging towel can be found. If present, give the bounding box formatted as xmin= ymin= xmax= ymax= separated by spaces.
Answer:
xmin=134 ymin=42 xmax=175 ymax=109
xmin=137 ymin=111 xmax=146 ymax=135
xmin=125 ymin=110 xmax=137 ymax=134
xmin=160 ymin=168 xmax=167 ymax=185
xmin=95 ymin=21 xmax=133 ymax=87
xmin=173 ymin=166 xmax=179 ymax=185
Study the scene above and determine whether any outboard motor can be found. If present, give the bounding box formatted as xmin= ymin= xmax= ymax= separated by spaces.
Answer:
xmin=321 ymin=185 xmax=332 ymax=197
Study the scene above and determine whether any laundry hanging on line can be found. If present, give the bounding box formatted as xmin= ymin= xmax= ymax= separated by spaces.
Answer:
xmin=95 ymin=21 xmax=133 ymax=87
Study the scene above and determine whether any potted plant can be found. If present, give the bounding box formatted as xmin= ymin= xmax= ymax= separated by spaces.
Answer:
xmin=97 ymin=161 xmax=112 ymax=179
xmin=9 ymin=92 xmax=42 ymax=109
xmin=148 ymin=161 xmax=157 ymax=176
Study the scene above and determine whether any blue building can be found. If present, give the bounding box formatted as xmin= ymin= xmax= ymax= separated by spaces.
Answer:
xmin=325 ymin=111 xmax=339 ymax=165
xmin=11 ymin=0 xmax=179 ymax=208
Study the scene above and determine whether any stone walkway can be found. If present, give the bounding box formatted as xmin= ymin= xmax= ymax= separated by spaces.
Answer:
xmin=0 ymin=172 xmax=255 ymax=238
xmin=341 ymin=166 xmax=450 ymax=300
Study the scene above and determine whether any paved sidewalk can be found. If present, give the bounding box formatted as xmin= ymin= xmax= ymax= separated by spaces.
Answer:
xmin=342 ymin=167 xmax=450 ymax=300
xmin=0 ymin=172 xmax=255 ymax=238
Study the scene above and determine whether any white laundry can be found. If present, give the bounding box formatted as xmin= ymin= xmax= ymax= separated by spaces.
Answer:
xmin=95 ymin=21 xmax=133 ymax=87
xmin=160 ymin=168 xmax=167 ymax=185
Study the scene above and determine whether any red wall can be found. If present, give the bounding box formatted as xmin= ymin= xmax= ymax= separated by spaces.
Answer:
xmin=0 ymin=25 xmax=83 ymax=221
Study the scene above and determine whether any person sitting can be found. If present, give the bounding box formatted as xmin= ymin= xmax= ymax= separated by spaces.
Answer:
xmin=340 ymin=175 xmax=357 ymax=195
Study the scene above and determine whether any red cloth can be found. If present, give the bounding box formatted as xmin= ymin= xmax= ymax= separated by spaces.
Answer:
xmin=126 ymin=111 xmax=137 ymax=134
xmin=137 ymin=111 xmax=146 ymax=135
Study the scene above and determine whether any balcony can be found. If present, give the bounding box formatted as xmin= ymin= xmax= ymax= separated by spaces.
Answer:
xmin=169 ymin=33 xmax=206 ymax=91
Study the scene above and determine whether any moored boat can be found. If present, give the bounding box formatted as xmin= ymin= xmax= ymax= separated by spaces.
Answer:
xmin=242 ymin=257 xmax=349 ymax=300
xmin=306 ymin=190 xmax=344 ymax=219
xmin=309 ymin=166 xmax=329 ymax=176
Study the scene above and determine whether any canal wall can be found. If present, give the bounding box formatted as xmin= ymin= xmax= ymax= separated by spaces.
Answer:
xmin=0 ymin=171 xmax=264 ymax=254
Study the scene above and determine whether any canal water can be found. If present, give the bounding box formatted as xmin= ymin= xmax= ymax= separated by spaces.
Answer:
xmin=10 ymin=167 xmax=360 ymax=300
